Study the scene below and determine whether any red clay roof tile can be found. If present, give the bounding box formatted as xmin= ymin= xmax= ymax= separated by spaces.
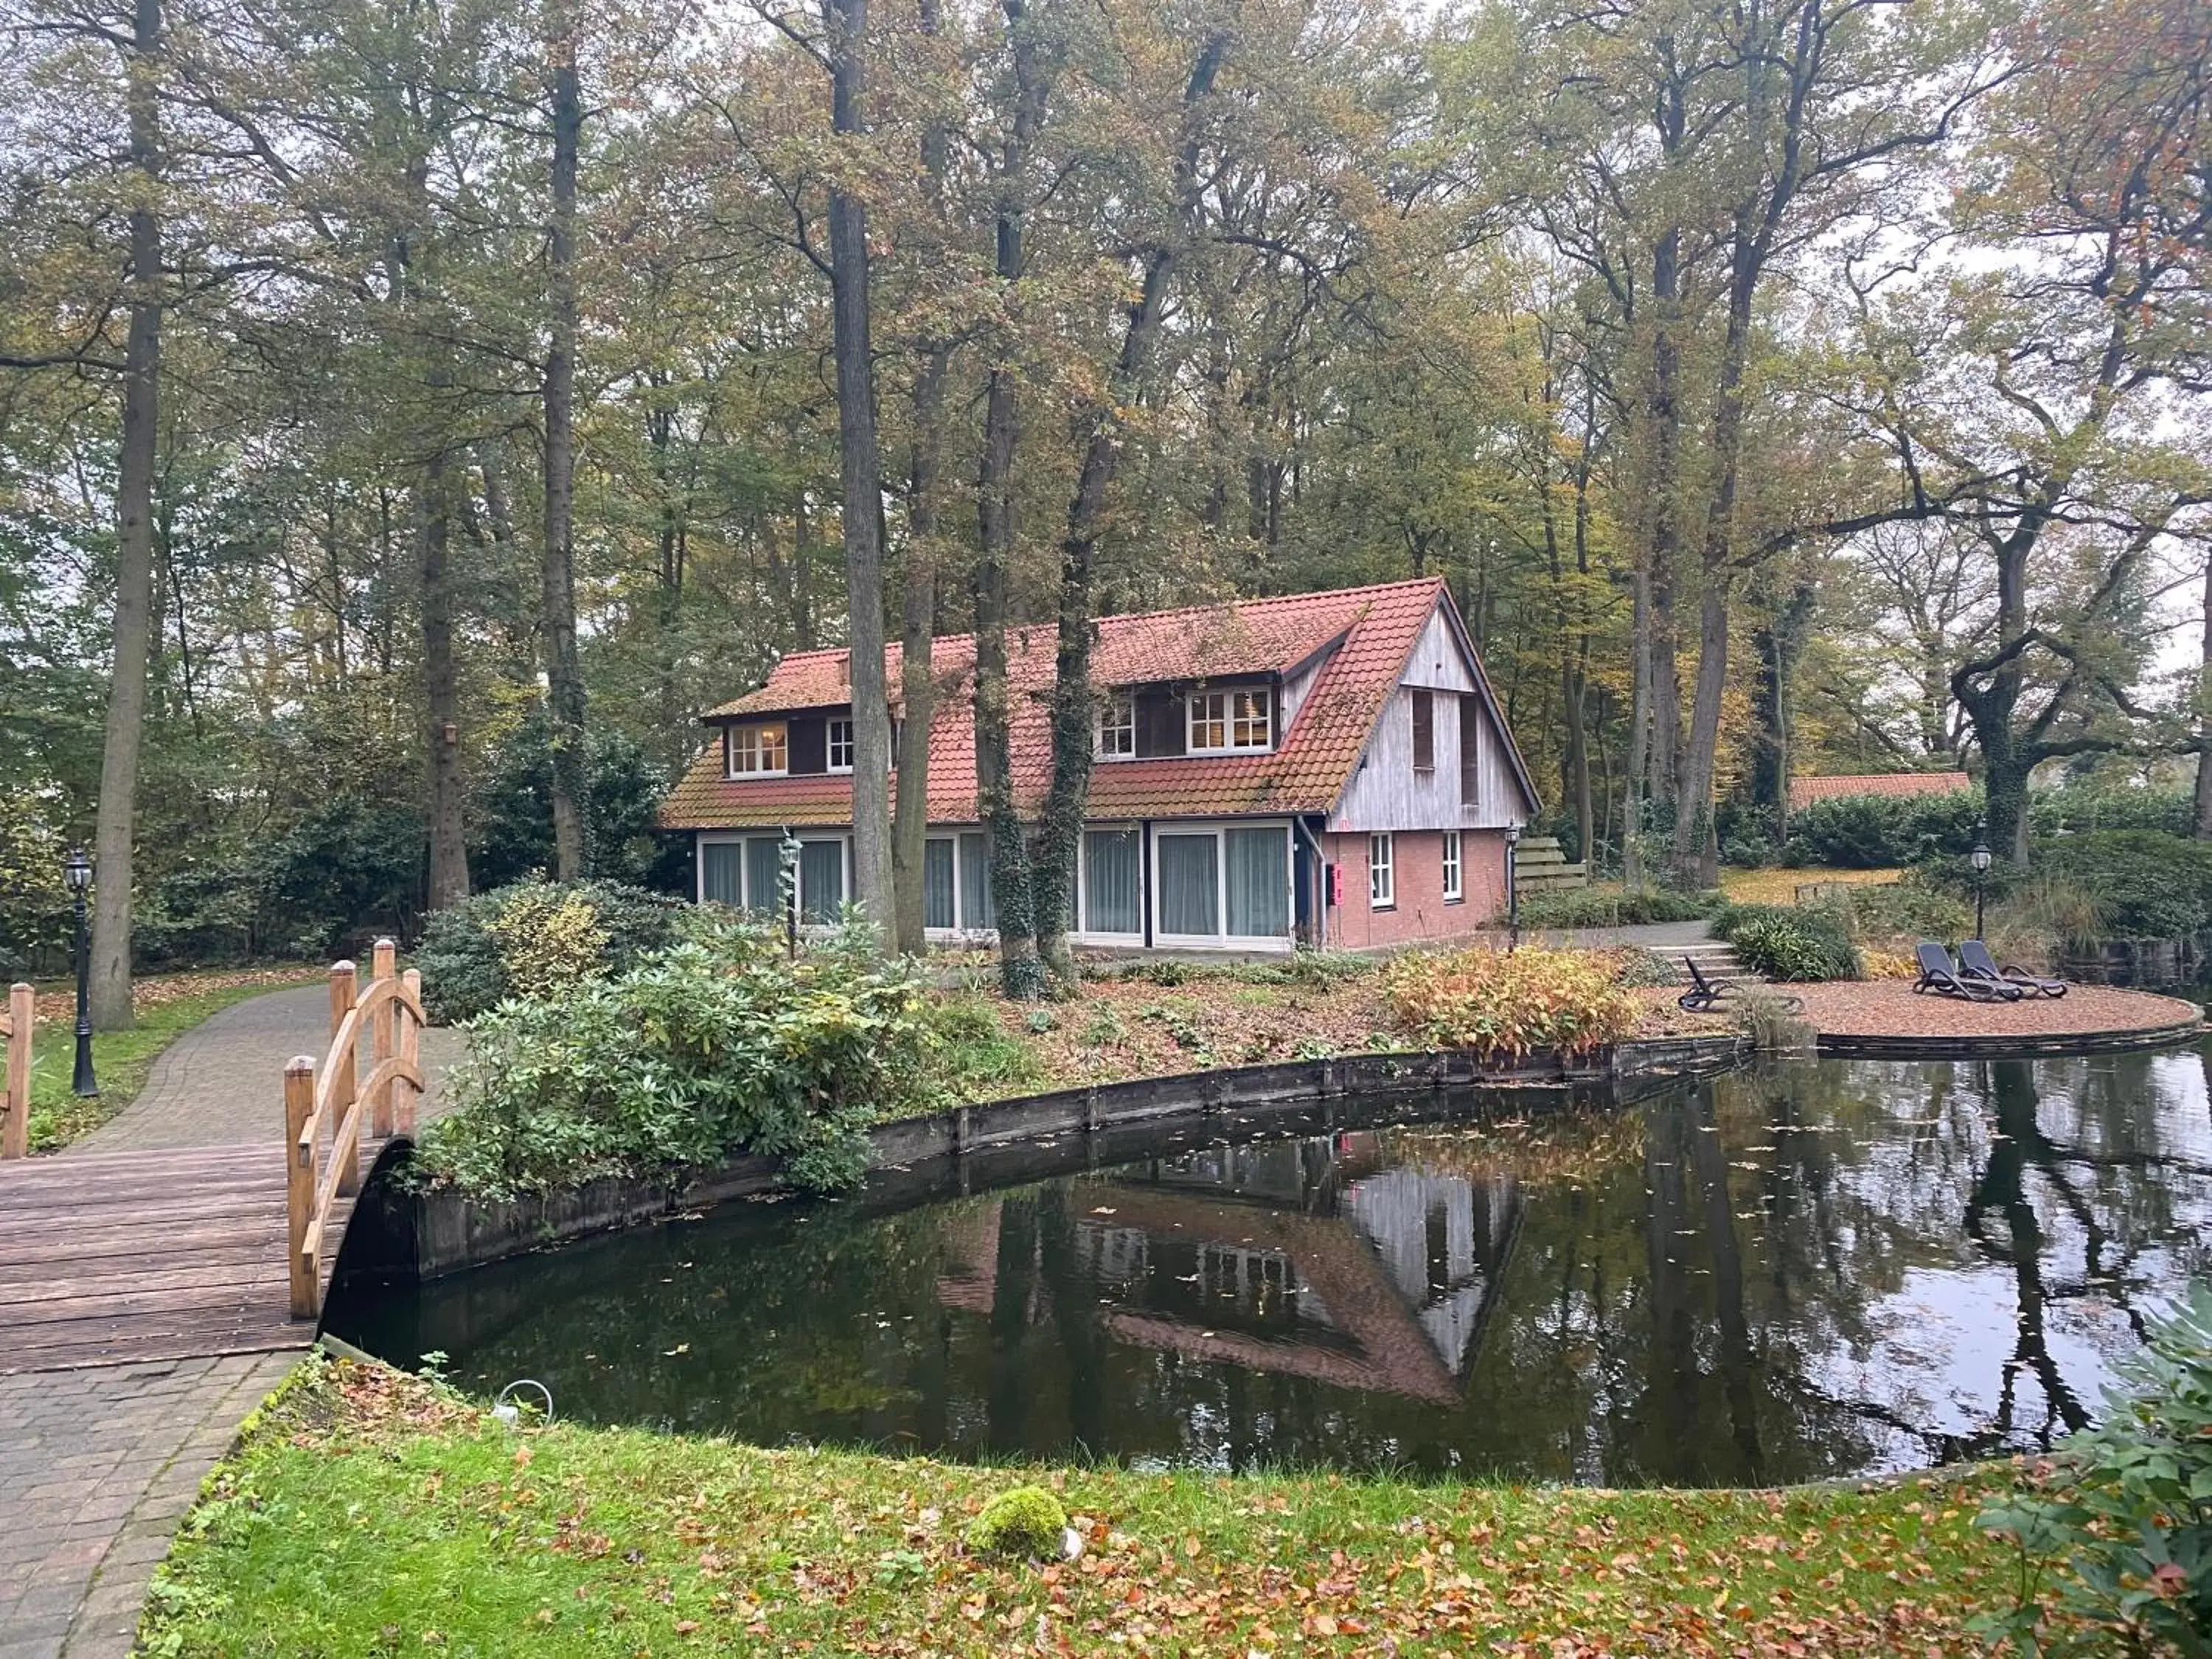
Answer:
xmin=1787 ymin=771 xmax=1971 ymax=810
xmin=661 ymin=579 xmax=1512 ymax=830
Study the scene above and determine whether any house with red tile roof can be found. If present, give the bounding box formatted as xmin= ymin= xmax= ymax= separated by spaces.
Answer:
xmin=659 ymin=578 xmax=1539 ymax=951
xmin=1787 ymin=771 xmax=1972 ymax=811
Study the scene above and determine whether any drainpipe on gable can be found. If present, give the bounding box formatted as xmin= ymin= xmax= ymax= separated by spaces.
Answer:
xmin=1141 ymin=820 xmax=1154 ymax=949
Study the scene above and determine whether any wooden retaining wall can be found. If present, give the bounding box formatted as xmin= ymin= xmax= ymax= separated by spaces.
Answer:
xmin=334 ymin=1034 xmax=1747 ymax=1291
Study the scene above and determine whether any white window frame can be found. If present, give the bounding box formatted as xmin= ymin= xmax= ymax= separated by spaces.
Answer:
xmin=725 ymin=721 xmax=789 ymax=778
xmin=1441 ymin=829 xmax=1462 ymax=904
xmin=1186 ymin=688 xmax=1273 ymax=756
xmin=1149 ymin=818 xmax=1295 ymax=952
xmin=1368 ymin=832 xmax=1394 ymax=910
xmin=919 ymin=829 xmax=998 ymax=942
xmin=1094 ymin=691 xmax=1137 ymax=759
xmin=827 ymin=717 xmax=855 ymax=773
xmin=1074 ymin=822 xmax=1144 ymax=942
xmin=695 ymin=830 xmax=849 ymax=928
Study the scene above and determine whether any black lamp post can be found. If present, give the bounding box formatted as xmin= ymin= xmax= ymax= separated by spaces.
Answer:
xmin=63 ymin=847 xmax=97 ymax=1097
xmin=1504 ymin=820 xmax=1523 ymax=952
xmin=1969 ymin=822 xmax=1992 ymax=942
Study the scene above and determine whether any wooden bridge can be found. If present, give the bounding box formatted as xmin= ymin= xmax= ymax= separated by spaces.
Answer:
xmin=0 ymin=947 xmax=425 ymax=1374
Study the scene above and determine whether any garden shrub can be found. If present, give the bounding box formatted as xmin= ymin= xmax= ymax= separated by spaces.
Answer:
xmin=1978 ymin=1282 xmax=2212 ymax=1655
xmin=1604 ymin=946 xmax=1678 ymax=988
xmin=414 ymin=877 xmax=689 ymax=1023
xmin=2033 ymin=831 xmax=2212 ymax=941
xmin=1381 ymin=945 xmax=1635 ymax=1060
xmin=412 ymin=917 xmax=937 ymax=1198
xmin=1514 ymin=885 xmax=1722 ymax=929
xmin=1832 ymin=877 xmax=1972 ymax=953
xmin=1712 ymin=904 xmax=1860 ymax=981
xmin=2028 ymin=778 xmax=2194 ymax=838
xmin=966 ymin=1486 xmax=1068 ymax=1560
xmin=1781 ymin=787 xmax=1983 ymax=869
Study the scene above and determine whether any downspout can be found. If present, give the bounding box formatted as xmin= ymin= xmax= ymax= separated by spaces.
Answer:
xmin=1141 ymin=819 xmax=1154 ymax=949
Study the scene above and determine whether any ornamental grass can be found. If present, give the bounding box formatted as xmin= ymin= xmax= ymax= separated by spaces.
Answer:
xmin=1380 ymin=944 xmax=1636 ymax=1061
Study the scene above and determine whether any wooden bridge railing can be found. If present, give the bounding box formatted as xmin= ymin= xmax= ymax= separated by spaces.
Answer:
xmin=0 ymin=982 xmax=31 ymax=1160
xmin=285 ymin=940 xmax=423 ymax=1319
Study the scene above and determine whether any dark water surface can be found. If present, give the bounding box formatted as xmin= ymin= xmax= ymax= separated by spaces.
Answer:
xmin=327 ymin=1050 xmax=2212 ymax=1486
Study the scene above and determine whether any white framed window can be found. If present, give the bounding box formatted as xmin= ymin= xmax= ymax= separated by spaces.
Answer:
xmin=726 ymin=722 xmax=789 ymax=777
xmin=1187 ymin=688 xmax=1272 ymax=755
xmin=1095 ymin=690 xmax=1136 ymax=759
xmin=1368 ymin=832 xmax=1394 ymax=909
xmin=827 ymin=717 xmax=855 ymax=773
xmin=1441 ymin=829 xmax=1462 ymax=903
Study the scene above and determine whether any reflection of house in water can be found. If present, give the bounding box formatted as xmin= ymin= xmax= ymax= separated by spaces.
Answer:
xmin=933 ymin=1135 xmax=1522 ymax=1405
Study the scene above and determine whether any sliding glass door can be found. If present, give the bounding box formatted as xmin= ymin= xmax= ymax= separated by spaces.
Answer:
xmin=1152 ymin=821 xmax=1291 ymax=947
xmin=1081 ymin=829 xmax=1142 ymax=936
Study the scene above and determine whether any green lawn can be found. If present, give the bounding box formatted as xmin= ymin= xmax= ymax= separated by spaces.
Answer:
xmin=143 ymin=1357 xmax=2040 ymax=1658
xmin=24 ymin=969 xmax=319 ymax=1150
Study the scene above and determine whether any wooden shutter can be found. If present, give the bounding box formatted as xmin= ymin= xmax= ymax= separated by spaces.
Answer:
xmin=787 ymin=714 xmax=828 ymax=774
xmin=1134 ymin=688 xmax=1186 ymax=757
xmin=1411 ymin=689 xmax=1434 ymax=772
xmin=1458 ymin=694 xmax=1480 ymax=806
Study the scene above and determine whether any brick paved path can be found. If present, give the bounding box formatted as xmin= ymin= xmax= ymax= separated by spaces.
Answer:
xmin=0 ymin=1355 xmax=293 ymax=1659
xmin=2 ymin=985 xmax=466 ymax=1657
xmin=73 ymin=984 xmax=464 ymax=1155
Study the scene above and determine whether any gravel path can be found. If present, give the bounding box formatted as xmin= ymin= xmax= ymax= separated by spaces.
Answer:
xmin=70 ymin=984 xmax=466 ymax=1155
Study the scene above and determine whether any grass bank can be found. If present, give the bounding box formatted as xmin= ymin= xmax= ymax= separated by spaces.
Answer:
xmin=24 ymin=967 xmax=319 ymax=1150
xmin=146 ymin=1357 xmax=2025 ymax=1658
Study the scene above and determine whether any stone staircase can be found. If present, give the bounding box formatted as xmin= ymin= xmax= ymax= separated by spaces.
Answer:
xmin=1672 ymin=939 xmax=1762 ymax=987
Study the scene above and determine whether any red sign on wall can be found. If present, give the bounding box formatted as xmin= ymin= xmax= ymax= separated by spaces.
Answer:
xmin=1326 ymin=863 xmax=1343 ymax=907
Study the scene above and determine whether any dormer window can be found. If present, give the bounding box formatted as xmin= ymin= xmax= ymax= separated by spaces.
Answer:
xmin=726 ymin=721 xmax=788 ymax=777
xmin=827 ymin=717 xmax=855 ymax=773
xmin=1188 ymin=688 xmax=1271 ymax=755
xmin=1095 ymin=690 xmax=1135 ymax=759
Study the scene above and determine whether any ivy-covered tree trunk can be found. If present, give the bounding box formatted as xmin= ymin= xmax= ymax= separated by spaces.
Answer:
xmin=1032 ymin=34 xmax=1224 ymax=984
xmin=971 ymin=0 xmax=1051 ymax=999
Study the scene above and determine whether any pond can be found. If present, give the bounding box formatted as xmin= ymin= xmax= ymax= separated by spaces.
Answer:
xmin=325 ymin=1048 xmax=2212 ymax=1488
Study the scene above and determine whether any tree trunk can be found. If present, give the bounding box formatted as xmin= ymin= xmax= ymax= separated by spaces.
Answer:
xmin=824 ymin=0 xmax=894 ymax=940
xmin=1032 ymin=35 xmax=1225 ymax=983
xmin=540 ymin=16 xmax=589 ymax=880
xmin=421 ymin=448 xmax=470 ymax=908
xmin=88 ymin=0 xmax=164 ymax=1032
xmin=891 ymin=345 xmax=947 ymax=956
xmin=973 ymin=0 xmax=1052 ymax=998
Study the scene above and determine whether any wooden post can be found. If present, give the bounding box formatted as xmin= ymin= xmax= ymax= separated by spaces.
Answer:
xmin=285 ymin=1056 xmax=318 ymax=1320
xmin=397 ymin=968 xmax=422 ymax=1138
xmin=370 ymin=939 xmax=397 ymax=1139
xmin=328 ymin=959 xmax=358 ymax=1197
xmin=1 ymin=982 xmax=32 ymax=1160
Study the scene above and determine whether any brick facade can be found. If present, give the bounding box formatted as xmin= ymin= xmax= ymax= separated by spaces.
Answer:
xmin=1322 ymin=828 xmax=1509 ymax=950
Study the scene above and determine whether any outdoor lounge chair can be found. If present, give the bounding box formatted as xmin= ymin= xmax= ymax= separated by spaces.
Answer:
xmin=1913 ymin=940 xmax=2019 ymax=1001
xmin=1679 ymin=956 xmax=1733 ymax=1012
xmin=1679 ymin=956 xmax=1801 ymax=1015
xmin=1958 ymin=938 xmax=2067 ymax=999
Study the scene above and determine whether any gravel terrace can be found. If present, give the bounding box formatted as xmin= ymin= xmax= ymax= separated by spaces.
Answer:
xmin=1792 ymin=978 xmax=2202 ymax=1043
